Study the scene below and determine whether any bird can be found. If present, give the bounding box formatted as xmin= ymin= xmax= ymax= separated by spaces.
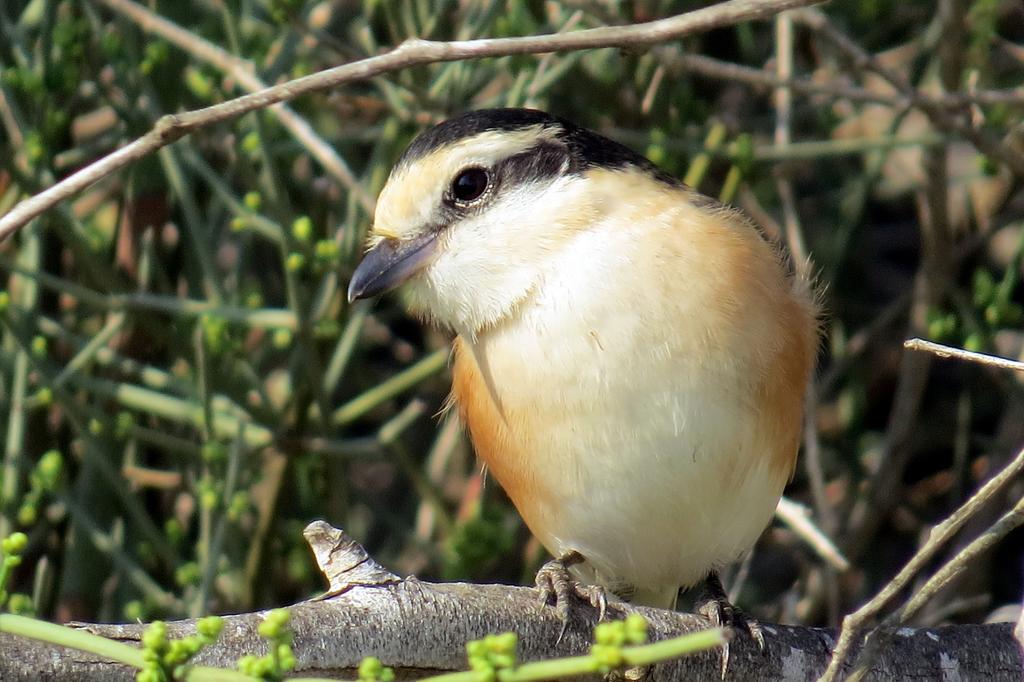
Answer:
xmin=348 ymin=108 xmax=818 ymax=648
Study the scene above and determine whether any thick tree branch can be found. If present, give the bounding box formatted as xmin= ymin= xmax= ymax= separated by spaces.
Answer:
xmin=0 ymin=522 xmax=1020 ymax=681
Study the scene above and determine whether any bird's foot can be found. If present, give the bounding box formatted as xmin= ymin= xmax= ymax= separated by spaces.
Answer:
xmin=696 ymin=572 xmax=765 ymax=678
xmin=535 ymin=550 xmax=608 ymax=642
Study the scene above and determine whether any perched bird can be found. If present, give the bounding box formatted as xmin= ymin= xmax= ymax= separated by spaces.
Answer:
xmin=348 ymin=109 xmax=818 ymax=642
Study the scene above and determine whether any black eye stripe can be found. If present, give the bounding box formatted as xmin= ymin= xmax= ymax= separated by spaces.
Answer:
xmin=438 ymin=141 xmax=570 ymax=220
xmin=492 ymin=141 xmax=567 ymax=188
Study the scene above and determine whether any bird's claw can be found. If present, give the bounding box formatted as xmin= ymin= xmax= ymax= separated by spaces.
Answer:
xmin=696 ymin=573 xmax=765 ymax=678
xmin=535 ymin=551 xmax=607 ymax=642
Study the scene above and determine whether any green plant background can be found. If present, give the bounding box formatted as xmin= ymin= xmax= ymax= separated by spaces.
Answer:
xmin=1 ymin=0 xmax=1023 ymax=634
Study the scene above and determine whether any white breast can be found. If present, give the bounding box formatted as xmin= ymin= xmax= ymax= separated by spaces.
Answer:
xmin=465 ymin=203 xmax=794 ymax=599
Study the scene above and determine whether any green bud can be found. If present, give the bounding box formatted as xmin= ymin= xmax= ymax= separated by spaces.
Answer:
xmin=291 ymin=216 xmax=313 ymax=242
xmin=143 ymin=42 xmax=168 ymax=69
xmin=25 ymin=132 xmax=45 ymax=163
xmin=167 ymin=639 xmax=191 ymax=664
xmin=227 ymin=491 xmax=249 ymax=521
xmin=237 ymin=655 xmax=258 ymax=676
xmin=972 ymin=268 xmax=995 ymax=307
xmin=645 ymin=143 xmax=667 ymax=167
xmin=2 ymin=532 xmax=28 ymax=555
xmin=201 ymin=442 xmax=227 ymax=464
xmin=136 ymin=667 xmax=159 ymax=682
xmin=141 ymin=621 xmax=168 ymax=651
xmin=985 ymin=303 xmax=1000 ymax=326
xmin=466 ymin=639 xmax=486 ymax=659
xmin=7 ymin=592 xmax=34 ymax=615
xmin=30 ymin=335 xmax=47 ymax=358
xmin=165 ymin=519 xmax=184 ymax=545
xmin=625 ymin=613 xmax=648 ymax=644
xmin=245 ymin=291 xmax=264 ymax=309
xmin=123 ymin=600 xmax=145 ymax=622
xmin=175 ymin=562 xmax=201 ymax=587
xmin=241 ymin=131 xmax=261 ymax=154
xmin=272 ymin=328 xmax=292 ymax=349
xmin=493 ymin=631 xmax=517 ymax=654
xmin=0 ymin=291 xmax=9 ymax=311
xmin=314 ymin=239 xmax=339 ymax=263
xmin=285 ymin=252 xmax=305 ymax=273
xmin=185 ymin=67 xmax=214 ymax=100
xmin=34 ymin=387 xmax=53 ymax=407
xmin=88 ymin=418 xmax=104 ymax=436
xmin=277 ymin=643 xmax=296 ymax=670
xmin=200 ymin=489 xmax=218 ymax=511
xmin=230 ymin=216 xmax=247 ymax=232
xmin=201 ymin=315 xmax=229 ymax=353
xmin=258 ymin=619 xmax=279 ymax=640
xmin=963 ymin=333 xmax=984 ymax=352
xmin=243 ymin=191 xmax=262 ymax=211
xmin=251 ymin=657 xmax=273 ymax=677
xmin=37 ymin=449 xmax=63 ymax=489
xmin=359 ymin=657 xmax=383 ymax=680
xmin=197 ymin=616 xmax=224 ymax=641
xmin=16 ymin=504 xmax=36 ymax=526
xmin=926 ymin=310 xmax=956 ymax=341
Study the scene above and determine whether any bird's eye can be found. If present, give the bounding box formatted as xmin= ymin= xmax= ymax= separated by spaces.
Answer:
xmin=451 ymin=167 xmax=489 ymax=202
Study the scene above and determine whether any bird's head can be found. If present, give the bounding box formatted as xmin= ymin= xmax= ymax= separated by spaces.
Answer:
xmin=347 ymin=108 xmax=675 ymax=336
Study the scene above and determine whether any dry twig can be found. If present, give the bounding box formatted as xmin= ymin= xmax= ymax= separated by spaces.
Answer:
xmin=792 ymin=8 xmax=1024 ymax=177
xmin=0 ymin=0 xmax=821 ymax=240
xmin=818 ymin=442 xmax=1024 ymax=681
xmin=95 ymin=0 xmax=377 ymax=215
xmin=904 ymin=338 xmax=1024 ymax=374
xmin=775 ymin=496 xmax=849 ymax=572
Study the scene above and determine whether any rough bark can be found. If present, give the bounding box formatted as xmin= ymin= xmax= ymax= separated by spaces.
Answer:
xmin=0 ymin=522 xmax=1020 ymax=681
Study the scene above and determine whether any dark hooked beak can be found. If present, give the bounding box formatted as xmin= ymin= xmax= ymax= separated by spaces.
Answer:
xmin=347 ymin=233 xmax=438 ymax=302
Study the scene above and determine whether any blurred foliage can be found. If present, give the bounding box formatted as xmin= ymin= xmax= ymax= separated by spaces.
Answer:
xmin=0 ymin=0 xmax=1023 ymax=638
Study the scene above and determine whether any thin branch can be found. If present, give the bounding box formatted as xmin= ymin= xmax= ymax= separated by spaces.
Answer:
xmin=817 ymin=442 xmax=1024 ymax=681
xmin=775 ymin=496 xmax=849 ymax=571
xmin=656 ymin=51 xmax=1024 ymax=108
xmin=904 ymin=338 xmax=1024 ymax=373
xmin=895 ymin=496 xmax=1024 ymax=624
xmin=0 ymin=0 xmax=821 ymax=239
xmin=847 ymin=495 xmax=1024 ymax=681
xmin=94 ymin=0 xmax=377 ymax=215
xmin=792 ymin=8 xmax=1024 ymax=178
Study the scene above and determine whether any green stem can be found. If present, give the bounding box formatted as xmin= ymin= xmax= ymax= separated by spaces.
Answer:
xmin=0 ymin=615 xmax=256 ymax=681
xmin=0 ymin=220 xmax=39 ymax=539
xmin=331 ymin=348 xmax=449 ymax=426
xmin=50 ymin=312 xmax=126 ymax=390
xmin=622 ymin=628 xmax=725 ymax=666
xmin=321 ymin=303 xmax=368 ymax=398
xmin=68 ymin=374 xmax=273 ymax=448
xmin=683 ymin=121 xmax=727 ymax=189
xmin=0 ymin=260 xmax=297 ymax=328
xmin=424 ymin=629 xmax=723 ymax=682
xmin=0 ymin=613 xmax=145 ymax=667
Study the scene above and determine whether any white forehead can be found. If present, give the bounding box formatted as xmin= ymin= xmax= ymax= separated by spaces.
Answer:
xmin=372 ymin=125 xmax=561 ymax=239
